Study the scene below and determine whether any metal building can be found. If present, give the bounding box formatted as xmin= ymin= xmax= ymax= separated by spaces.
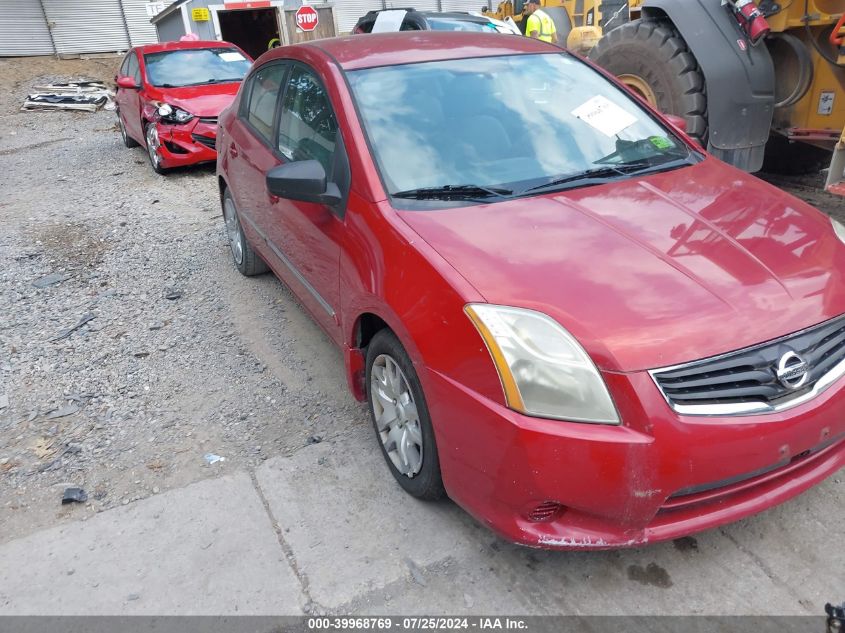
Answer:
xmin=0 ymin=0 xmax=174 ymax=57
xmin=152 ymin=0 xmax=496 ymax=40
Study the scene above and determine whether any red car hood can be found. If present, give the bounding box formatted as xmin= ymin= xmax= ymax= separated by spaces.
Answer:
xmin=147 ymin=83 xmax=240 ymax=118
xmin=400 ymin=158 xmax=845 ymax=372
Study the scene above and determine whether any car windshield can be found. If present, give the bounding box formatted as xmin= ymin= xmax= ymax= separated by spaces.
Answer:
xmin=427 ymin=17 xmax=499 ymax=32
xmin=144 ymin=48 xmax=251 ymax=87
xmin=347 ymin=53 xmax=696 ymax=204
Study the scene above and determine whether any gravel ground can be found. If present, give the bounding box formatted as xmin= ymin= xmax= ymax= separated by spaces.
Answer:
xmin=1 ymin=55 xmax=844 ymax=545
xmin=0 ymin=56 xmax=365 ymax=543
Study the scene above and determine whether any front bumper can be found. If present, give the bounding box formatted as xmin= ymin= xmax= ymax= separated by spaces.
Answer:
xmin=155 ymin=117 xmax=218 ymax=169
xmin=426 ymin=367 xmax=845 ymax=550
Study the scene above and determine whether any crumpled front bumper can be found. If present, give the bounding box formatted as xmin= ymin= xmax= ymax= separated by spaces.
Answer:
xmin=424 ymin=366 xmax=845 ymax=550
xmin=155 ymin=117 xmax=218 ymax=169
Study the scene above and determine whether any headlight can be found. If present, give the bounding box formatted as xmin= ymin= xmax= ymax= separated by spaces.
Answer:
xmin=156 ymin=103 xmax=193 ymax=124
xmin=465 ymin=304 xmax=620 ymax=424
xmin=831 ymin=217 xmax=845 ymax=244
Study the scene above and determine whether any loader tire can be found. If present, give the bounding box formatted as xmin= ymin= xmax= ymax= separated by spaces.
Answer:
xmin=589 ymin=19 xmax=708 ymax=146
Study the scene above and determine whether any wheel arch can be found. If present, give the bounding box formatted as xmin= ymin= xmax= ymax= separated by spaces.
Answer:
xmin=354 ymin=311 xmax=391 ymax=350
xmin=635 ymin=0 xmax=775 ymax=171
xmin=344 ymin=306 xmax=414 ymax=403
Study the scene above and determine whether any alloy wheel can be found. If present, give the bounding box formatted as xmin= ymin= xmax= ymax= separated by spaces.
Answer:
xmin=371 ymin=354 xmax=423 ymax=478
xmin=223 ymin=196 xmax=244 ymax=265
xmin=145 ymin=124 xmax=161 ymax=169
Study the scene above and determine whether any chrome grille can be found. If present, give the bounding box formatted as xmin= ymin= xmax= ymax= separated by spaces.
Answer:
xmin=198 ymin=116 xmax=218 ymax=124
xmin=651 ymin=314 xmax=845 ymax=415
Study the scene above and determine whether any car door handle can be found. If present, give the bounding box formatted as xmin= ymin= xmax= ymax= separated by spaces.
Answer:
xmin=229 ymin=144 xmax=239 ymax=158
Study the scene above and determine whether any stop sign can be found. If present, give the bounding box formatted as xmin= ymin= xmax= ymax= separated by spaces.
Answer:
xmin=295 ymin=5 xmax=319 ymax=32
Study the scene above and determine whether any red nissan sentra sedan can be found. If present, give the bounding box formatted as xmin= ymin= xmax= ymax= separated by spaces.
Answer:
xmin=216 ymin=32 xmax=845 ymax=549
xmin=115 ymin=40 xmax=252 ymax=174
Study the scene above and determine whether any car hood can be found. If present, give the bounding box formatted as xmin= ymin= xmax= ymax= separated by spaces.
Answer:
xmin=399 ymin=159 xmax=845 ymax=372
xmin=148 ymin=83 xmax=241 ymax=118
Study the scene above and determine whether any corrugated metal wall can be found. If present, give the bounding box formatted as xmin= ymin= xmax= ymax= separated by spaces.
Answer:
xmin=437 ymin=1 xmax=488 ymax=12
xmin=122 ymin=0 xmax=172 ymax=46
xmin=428 ymin=0 xmax=482 ymax=12
xmin=0 ymin=0 xmax=55 ymax=56
xmin=334 ymin=0 xmax=384 ymax=33
xmin=0 ymin=0 xmax=173 ymax=56
xmin=41 ymin=0 xmax=131 ymax=54
xmin=1 ymin=0 xmax=496 ymax=55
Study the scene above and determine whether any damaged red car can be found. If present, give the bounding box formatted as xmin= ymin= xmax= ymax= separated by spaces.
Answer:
xmin=217 ymin=32 xmax=845 ymax=549
xmin=115 ymin=40 xmax=252 ymax=174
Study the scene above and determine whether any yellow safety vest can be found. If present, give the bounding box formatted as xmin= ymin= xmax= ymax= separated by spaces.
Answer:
xmin=526 ymin=9 xmax=556 ymax=43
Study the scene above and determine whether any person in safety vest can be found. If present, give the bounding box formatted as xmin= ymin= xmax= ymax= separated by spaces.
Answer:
xmin=524 ymin=0 xmax=558 ymax=44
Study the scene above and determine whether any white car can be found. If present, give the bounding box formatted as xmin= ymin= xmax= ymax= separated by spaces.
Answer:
xmin=353 ymin=9 xmax=521 ymax=35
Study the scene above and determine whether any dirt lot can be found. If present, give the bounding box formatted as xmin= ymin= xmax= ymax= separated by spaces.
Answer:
xmin=0 ymin=56 xmax=843 ymax=617
xmin=0 ymin=55 xmax=365 ymax=542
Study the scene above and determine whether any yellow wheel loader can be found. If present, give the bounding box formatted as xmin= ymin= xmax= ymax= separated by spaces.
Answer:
xmin=483 ymin=0 xmax=605 ymax=53
xmin=587 ymin=0 xmax=845 ymax=194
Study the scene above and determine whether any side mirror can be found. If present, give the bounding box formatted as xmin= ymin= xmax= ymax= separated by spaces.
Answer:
xmin=116 ymin=75 xmax=140 ymax=89
xmin=663 ymin=114 xmax=687 ymax=133
xmin=266 ymin=160 xmax=341 ymax=206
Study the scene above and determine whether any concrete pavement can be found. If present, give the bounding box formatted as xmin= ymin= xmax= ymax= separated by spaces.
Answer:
xmin=0 ymin=473 xmax=303 ymax=615
xmin=1 ymin=426 xmax=842 ymax=615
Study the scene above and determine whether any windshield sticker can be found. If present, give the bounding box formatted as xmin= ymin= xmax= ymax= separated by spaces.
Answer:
xmin=571 ymin=95 xmax=638 ymax=137
xmin=218 ymin=51 xmax=246 ymax=62
xmin=649 ymin=136 xmax=674 ymax=150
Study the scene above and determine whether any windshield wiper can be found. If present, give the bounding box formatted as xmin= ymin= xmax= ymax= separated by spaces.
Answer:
xmin=524 ymin=157 xmax=692 ymax=194
xmin=392 ymin=184 xmax=514 ymax=201
xmin=523 ymin=166 xmax=629 ymax=193
xmin=178 ymin=78 xmax=241 ymax=87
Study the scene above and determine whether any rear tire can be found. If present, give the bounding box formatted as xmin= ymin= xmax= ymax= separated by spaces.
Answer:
xmin=118 ymin=112 xmax=139 ymax=148
xmin=366 ymin=329 xmax=445 ymax=501
xmin=222 ymin=188 xmax=269 ymax=276
xmin=589 ymin=19 xmax=708 ymax=145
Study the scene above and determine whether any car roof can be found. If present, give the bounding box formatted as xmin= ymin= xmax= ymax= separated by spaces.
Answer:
xmin=134 ymin=40 xmax=238 ymax=54
xmin=305 ymin=32 xmax=556 ymax=71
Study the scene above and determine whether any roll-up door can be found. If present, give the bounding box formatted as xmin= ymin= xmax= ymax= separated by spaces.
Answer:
xmin=334 ymin=0 xmax=384 ymax=33
xmin=409 ymin=0 xmax=440 ymax=12
xmin=41 ymin=0 xmax=131 ymax=55
xmin=0 ymin=0 xmax=54 ymax=56
xmin=438 ymin=1 xmax=488 ymax=12
xmin=121 ymin=0 xmax=172 ymax=46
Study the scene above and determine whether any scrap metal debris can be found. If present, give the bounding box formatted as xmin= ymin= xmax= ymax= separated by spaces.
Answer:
xmin=50 ymin=313 xmax=96 ymax=342
xmin=22 ymin=81 xmax=114 ymax=113
xmin=46 ymin=404 xmax=80 ymax=420
xmin=61 ymin=487 xmax=88 ymax=504
xmin=31 ymin=272 xmax=70 ymax=288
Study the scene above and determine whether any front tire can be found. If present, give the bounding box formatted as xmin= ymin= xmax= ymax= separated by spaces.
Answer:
xmin=144 ymin=122 xmax=167 ymax=175
xmin=366 ymin=329 xmax=445 ymax=501
xmin=222 ymin=188 xmax=268 ymax=276
xmin=589 ymin=19 xmax=708 ymax=145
